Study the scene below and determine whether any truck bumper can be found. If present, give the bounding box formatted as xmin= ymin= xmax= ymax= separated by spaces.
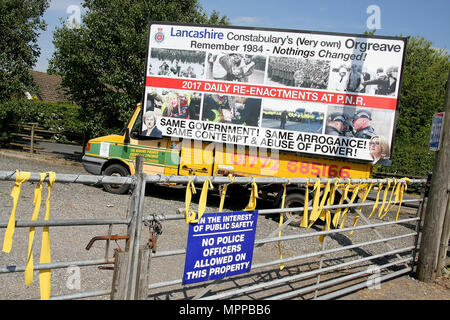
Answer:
xmin=82 ymin=155 xmax=107 ymax=175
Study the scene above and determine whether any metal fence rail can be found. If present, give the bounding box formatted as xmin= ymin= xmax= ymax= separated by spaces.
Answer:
xmin=0 ymin=165 xmax=428 ymax=300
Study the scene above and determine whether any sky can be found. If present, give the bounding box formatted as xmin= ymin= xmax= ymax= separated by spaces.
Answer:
xmin=35 ymin=0 xmax=450 ymax=72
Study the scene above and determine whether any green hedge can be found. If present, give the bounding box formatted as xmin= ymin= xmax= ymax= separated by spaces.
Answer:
xmin=0 ymin=99 xmax=87 ymax=146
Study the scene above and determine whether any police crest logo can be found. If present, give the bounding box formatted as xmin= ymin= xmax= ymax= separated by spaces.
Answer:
xmin=154 ymin=27 xmax=164 ymax=43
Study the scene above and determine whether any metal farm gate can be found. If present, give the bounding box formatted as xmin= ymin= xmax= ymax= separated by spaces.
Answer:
xmin=0 ymin=157 xmax=427 ymax=300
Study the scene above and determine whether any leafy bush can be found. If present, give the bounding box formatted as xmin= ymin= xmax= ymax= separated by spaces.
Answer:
xmin=0 ymin=99 xmax=90 ymax=146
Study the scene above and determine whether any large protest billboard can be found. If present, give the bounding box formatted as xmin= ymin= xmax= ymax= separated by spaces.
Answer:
xmin=141 ymin=22 xmax=407 ymax=163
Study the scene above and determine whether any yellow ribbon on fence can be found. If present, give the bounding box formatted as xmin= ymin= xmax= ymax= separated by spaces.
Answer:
xmin=339 ymin=182 xmax=361 ymax=229
xmin=378 ymin=178 xmax=411 ymax=221
xmin=380 ymin=179 xmax=398 ymax=219
xmin=300 ymin=179 xmax=309 ymax=228
xmin=25 ymin=173 xmax=46 ymax=285
xmin=218 ymin=175 xmax=234 ymax=213
xmin=244 ymin=178 xmax=258 ymax=211
xmin=332 ymin=181 xmax=349 ymax=228
xmin=318 ymin=181 xmax=337 ymax=242
xmin=350 ymin=182 xmax=373 ymax=237
xmin=368 ymin=182 xmax=383 ymax=218
xmin=185 ymin=178 xmax=197 ymax=223
xmin=307 ymin=179 xmax=322 ymax=226
xmin=377 ymin=178 xmax=392 ymax=218
xmin=394 ymin=178 xmax=411 ymax=221
xmin=2 ymin=170 xmax=31 ymax=253
xmin=39 ymin=172 xmax=56 ymax=300
xmin=277 ymin=178 xmax=291 ymax=270
xmin=185 ymin=177 xmax=213 ymax=224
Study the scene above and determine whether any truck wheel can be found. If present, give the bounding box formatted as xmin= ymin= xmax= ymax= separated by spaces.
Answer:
xmin=282 ymin=192 xmax=307 ymax=227
xmin=103 ymin=164 xmax=131 ymax=194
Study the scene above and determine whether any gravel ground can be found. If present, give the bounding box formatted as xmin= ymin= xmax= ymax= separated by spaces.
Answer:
xmin=0 ymin=150 xmax=447 ymax=300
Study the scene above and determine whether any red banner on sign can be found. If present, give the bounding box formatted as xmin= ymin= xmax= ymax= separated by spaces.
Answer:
xmin=146 ymin=76 xmax=397 ymax=110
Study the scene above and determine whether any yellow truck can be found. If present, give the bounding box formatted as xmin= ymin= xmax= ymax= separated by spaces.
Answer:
xmin=82 ymin=103 xmax=372 ymax=224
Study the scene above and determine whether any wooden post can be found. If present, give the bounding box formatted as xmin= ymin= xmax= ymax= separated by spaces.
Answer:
xmin=110 ymin=251 xmax=129 ymax=300
xmin=416 ymin=72 xmax=450 ymax=282
xmin=30 ymin=123 xmax=36 ymax=153
xmin=437 ymin=192 xmax=450 ymax=275
xmin=135 ymin=245 xmax=151 ymax=300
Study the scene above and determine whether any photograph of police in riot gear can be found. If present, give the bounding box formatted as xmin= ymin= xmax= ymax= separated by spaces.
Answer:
xmin=261 ymin=99 xmax=325 ymax=133
xmin=148 ymin=48 xmax=205 ymax=78
xmin=201 ymin=94 xmax=262 ymax=127
xmin=266 ymin=56 xmax=330 ymax=89
xmin=205 ymin=53 xmax=266 ymax=84
xmin=324 ymin=105 xmax=394 ymax=154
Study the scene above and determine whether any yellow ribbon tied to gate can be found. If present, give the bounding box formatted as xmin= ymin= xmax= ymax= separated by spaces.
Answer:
xmin=350 ymin=182 xmax=373 ymax=237
xmin=39 ymin=172 xmax=56 ymax=300
xmin=380 ymin=178 xmax=411 ymax=221
xmin=244 ymin=178 xmax=258 ymax=211
xmin=25 ymin=173 xmax=46 ymax=285
xmin=307 ymin=179 xmax=322 ymax=227
xmin=185 ymin=177 xmax=213 ymax=224
xmin=380 ymin=179 xmax=398 ymax=219
xmin=339 ymin=182 xmax=361 ymax=229
xmin=368 ymin=182 xmax=383 ymax=218
xmin=300 ymin=179 xmax=309 ymax=228
xmin=219 ymin=175 xmax=234 ymax=213
xmin=332 ymin=180 xmax=349 ymax=228
xmin=277 ymin=178 xmax=291 ymax=270
xmin=377 ymin=178 xmax=392 ymax=218
xmin=2 ymin=170 xmax=31 ymax=253
xmin=318 ymin=180 xmax=337 ymax=243
xmin=185 ymin=177 xmax=197 ymax=223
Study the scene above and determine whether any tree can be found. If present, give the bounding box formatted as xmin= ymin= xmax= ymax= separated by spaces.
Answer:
xmin=382 ymin=36 xmax=450 ymax=176
xmin=49 ymin=0 xmax=228 ymax=136
xmin=0 ymin=0 xmax=49 ymax=101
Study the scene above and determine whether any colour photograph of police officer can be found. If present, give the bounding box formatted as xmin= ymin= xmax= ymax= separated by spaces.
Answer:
xmin=201 ymin=94 xmax=262 ymax=127
xmin=144 ymin=88 xmax=202 ymax=123
xmin=205 ymin=53 xmax=266 ymax=84
xmin=148 ymin=48 xmax=205 ymax=78
xmin=328 ymin=62 xmax=399 ymax=96
xmin=266 ymin=57 xmax=330 ymax=89
xmin=261 ymin=100 xmax=325 ymax=133
xmin=324 ymin=106 xmax=394 ymax=142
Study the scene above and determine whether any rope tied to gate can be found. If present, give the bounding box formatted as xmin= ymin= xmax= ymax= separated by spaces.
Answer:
xmin=277 ymin=177 xmax=291 ymax=270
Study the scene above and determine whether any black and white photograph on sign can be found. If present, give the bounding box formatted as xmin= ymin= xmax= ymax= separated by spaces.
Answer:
xmin=266 ymin=57 xmax=330 ymax=89
xmin=328 ymin=61 xmax=399 ymax=96
xmin=205 ymin=53 xmax=266 ymax=83
xmin=325 ymin=105 xmax=394 ymax=143
xmin=148 ymin=48 xmax=205 ymax=78
xmin=201 ymin=94 xmax=262 ymax=127
xmin=261 ymin=100 xmax=325 ymax=134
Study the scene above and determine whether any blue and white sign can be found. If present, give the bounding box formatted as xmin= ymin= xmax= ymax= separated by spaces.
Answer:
xmin=182 ymin=210 xmax=258 ymax=285
xmin=429 ymin=112 xmax=445 ymax=151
